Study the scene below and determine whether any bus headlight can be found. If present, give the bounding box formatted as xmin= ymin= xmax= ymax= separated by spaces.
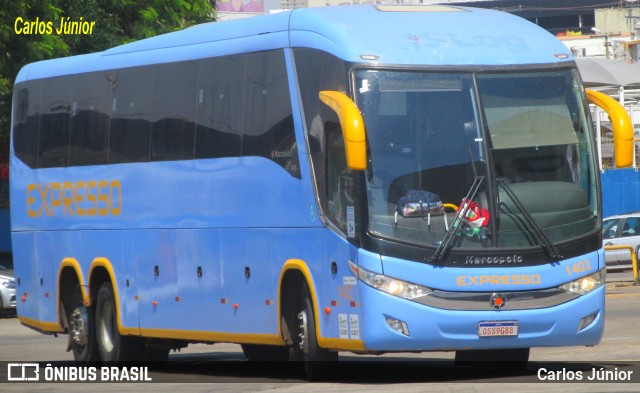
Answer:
xmin=351 ymin=262 xmax=432 ymax=300
xmin=559 ymin=269 xmax=606 ymax=296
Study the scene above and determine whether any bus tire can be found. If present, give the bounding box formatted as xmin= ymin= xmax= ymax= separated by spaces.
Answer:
xmin=241 ymin=344 xmax=289 ymax=361
xmin=455 ymin=348 xmax=529 ymax=369
xmin=95 ymin=282 xmax=142 ymax=362
xmin=295 ymin=282 xmax=338 ymax=381
xmin=68 ymin=284 xmax=99 ymax=362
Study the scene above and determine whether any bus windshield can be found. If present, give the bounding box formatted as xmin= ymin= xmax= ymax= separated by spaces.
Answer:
xmin=357 ymin=69 xmax=597 ymax=252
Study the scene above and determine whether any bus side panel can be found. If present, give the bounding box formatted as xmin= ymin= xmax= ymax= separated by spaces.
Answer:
xmin=135 ymin=228 xmax=225 ymax=332
xmin=173 ymin=228 xmax=226 ymax=332
xmin=12 ymin=232 xmax=39 ymax=322
xmin=34 ymin=232 xmax=57 ymax=324
xmin=320 ymin=230 xmax=362 ymax=342
xmin=117 ymin=230 xmax=140 ymax=333
xmin=221 ymin=229 xmax=278 ymax=335
xmin=12 ymin=231 xmax=57 ymax=328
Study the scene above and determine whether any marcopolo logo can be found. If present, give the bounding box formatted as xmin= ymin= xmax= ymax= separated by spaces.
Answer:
xmin=465 ymin=254 xmax=524 ymax=265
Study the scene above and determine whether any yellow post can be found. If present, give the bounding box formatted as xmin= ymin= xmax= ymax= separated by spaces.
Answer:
xmin=604 ymin=245 xmax=639 ymax=285
xmin=586 ymin=90 xmax=634 ymax=168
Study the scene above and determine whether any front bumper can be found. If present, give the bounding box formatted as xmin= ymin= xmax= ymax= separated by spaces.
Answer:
xmin=358 ymin=283 xmax=604 ymax=352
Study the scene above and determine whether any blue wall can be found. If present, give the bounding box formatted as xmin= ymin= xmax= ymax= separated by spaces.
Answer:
xmin=601 ymin=168 xmax=640 ymax=218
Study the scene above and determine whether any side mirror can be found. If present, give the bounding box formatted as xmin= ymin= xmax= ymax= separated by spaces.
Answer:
xmin=319 ymin=91 xmax=367 ymax=170
xmin=586 ymin=89 xmax=634 ymax=168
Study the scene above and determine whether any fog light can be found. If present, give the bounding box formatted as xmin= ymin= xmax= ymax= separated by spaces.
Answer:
xmin=385 ymin=316 xmax=410 ymax=336
xmin=577 ymin=312 xmax=598 ymax=332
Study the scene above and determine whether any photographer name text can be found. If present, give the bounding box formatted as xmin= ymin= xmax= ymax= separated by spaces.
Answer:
xmin=538 ymin=367 xmax=634 ymax=382
xmin=14 ymin=17 xmax=95 ymax=35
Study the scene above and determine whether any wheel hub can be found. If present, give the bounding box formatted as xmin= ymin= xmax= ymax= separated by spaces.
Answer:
xmin=70 ymin=306 xmax=88 ymax=346
xmin=298 ymin=310 xmax=309 ymax=353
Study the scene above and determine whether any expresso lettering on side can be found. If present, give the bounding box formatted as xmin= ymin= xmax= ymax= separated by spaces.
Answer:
xmin=26 ymin=180 xmax=122 ymax=217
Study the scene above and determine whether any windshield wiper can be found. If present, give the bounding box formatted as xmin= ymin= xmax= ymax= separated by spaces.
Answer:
xmin=496 ymin=178 xmax=562 ymax=261
xmin=430 ymin=175 xmax=484 ymax=262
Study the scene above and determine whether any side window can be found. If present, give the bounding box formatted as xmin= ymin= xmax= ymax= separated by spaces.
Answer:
xmin=110 ymin=67 xmax=152 ymax=163
xmin=151 ymin=61 xmax=197 ymax=161
xmin=621 ymin=217 xmax=640 ymax=238
xmin=293 ymin=48 xmax=349 ymax=215
xmin=325 ymin=124 xmax=353 ymax=233
xmin=243 ymin=50 xmax=299 ymax=178
xmin=13 ymin=81 xmax=40 ymax=168
xmin=603 ymin=219 xmax=620 ymax=239
xmin=69 ymin=72 xmax=111 ymax=165
xmin=195 ymin=55 xmax=243 ymax=159
xmin=38 ymin=77 xmax=71 ymax=168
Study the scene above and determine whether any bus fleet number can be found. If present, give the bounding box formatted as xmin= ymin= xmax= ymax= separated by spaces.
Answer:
xmin=565 ymin=260 xmax=591 ymax=277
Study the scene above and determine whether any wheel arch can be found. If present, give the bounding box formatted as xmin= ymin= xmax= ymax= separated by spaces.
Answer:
xmin=88 ymin=257 xmax=137 ymax=336
xmin=58 ymin=258 xmax=87 ymax=331
xmin=278 ymin=259 xmax=323 ymax=346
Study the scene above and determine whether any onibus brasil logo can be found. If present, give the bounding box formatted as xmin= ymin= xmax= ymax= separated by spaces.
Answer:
xmin=7 ymin=363 xmax=152 ymax=382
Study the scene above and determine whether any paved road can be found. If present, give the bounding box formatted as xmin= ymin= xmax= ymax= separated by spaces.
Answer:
xmin=1 ymin=276 xmax=639 ymax=392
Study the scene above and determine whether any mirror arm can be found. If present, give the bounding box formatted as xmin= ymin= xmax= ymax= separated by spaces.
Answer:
xmin=319 ymin=90 xmax=367 ymax=170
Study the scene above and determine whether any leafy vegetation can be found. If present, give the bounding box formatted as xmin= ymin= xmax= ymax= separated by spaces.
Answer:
xmin=0 ymin=0 xmax=216 ymax=207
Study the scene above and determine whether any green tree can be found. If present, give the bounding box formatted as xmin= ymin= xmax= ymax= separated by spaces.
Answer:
xmin=1 ymin=1 xmax=70 ymax=150
xmin=0 ymin=0 xmax=216 ymax=153
xmin=0 ymin=0 xmax=215 ymax=207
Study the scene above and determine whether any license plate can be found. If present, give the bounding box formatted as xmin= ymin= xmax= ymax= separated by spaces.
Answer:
xmin=478 ymin=321 xmax=518 ymax=337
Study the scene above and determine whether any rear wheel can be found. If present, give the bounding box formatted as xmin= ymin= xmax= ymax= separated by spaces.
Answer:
xmin=292 ymin=282 xmax=338 ymax=380
xmin=68 ymin=284 xmax=99 ymax=362
xmin=95 ymin=282 xmax=144 ymax=361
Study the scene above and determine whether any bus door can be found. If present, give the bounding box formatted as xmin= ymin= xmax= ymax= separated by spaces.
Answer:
xmin=321 ymin=109 xmax=363 ymax=342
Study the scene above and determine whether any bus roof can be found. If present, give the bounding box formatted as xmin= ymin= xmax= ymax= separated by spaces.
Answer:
xmin=16 ymin=5 xmax=573 ymax=83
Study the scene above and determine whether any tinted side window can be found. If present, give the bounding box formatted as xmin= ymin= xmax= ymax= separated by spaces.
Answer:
xmin=110 ymin=67 xmax=152 ymax=163
xmin=195 ymin=55 xmax=243 ymax=159
xmin=243 ymin=51 xmax=299 ymax=178
xmin=69 ymin=72 xmax=112 ymax=165
xmin=621 ymin=217 xmax=640 ymax=238
xmin=151 ymin=61 xmax=196 ymax=161
xmin=38 ymin=77 xmax=71 ymax=168
xmin=603 ymin=219 xmax=620 ymax=239
xmin=293 ymin=48 xmax=349 ymax=203
xmin=326 ymin=125 xmax=352 ymax=232
xmin=13 ymin=81 xmax=40 ymax=168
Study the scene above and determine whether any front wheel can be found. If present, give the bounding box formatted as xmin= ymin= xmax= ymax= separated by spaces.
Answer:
xmin=294 ymin=282 xmax=338 ymax=380
xmin=68 ymin=284 xmax=99 ymax=362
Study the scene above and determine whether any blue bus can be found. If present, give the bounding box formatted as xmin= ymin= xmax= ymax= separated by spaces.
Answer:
xmin=10 ymin=5 xmax=633 ymax=378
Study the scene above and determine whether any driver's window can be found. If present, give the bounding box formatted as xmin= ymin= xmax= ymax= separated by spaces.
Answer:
xmin=603 ymin=219 xmax=620 ymax=240
xmin=326 ymin=124 xmax=353 ymax=234
xmin=621 ymin=217 xmax=640 ymax=238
